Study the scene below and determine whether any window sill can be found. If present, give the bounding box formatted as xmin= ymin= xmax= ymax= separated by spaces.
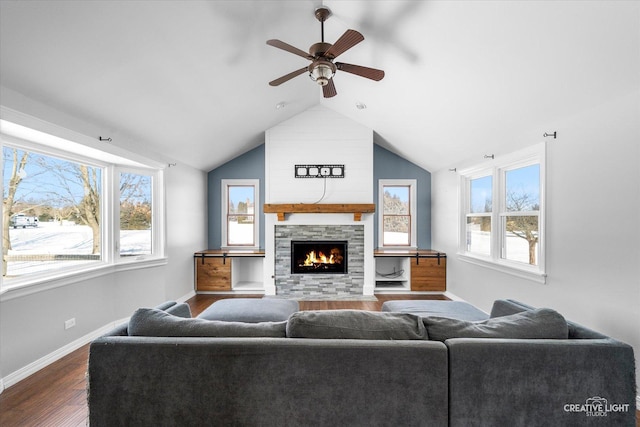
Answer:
xmin=0 ymin=257 xmax=168 ymax=302
xmin=457 ymin=253 xmax=547 ymax=284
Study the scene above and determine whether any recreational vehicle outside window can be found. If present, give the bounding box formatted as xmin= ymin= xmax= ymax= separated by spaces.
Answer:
xmin=1 ymin=118 xmax=165 ymax=294
xmin=2 ymin=146 xmax=104 ymax=278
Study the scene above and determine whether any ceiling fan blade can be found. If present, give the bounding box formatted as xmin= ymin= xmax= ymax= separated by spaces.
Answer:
xmin=269 ymin=67 xmax=308 ymax=86
xmin=336 ymin=62 xmax=385 ymax=81
xmin=323 ymin=79 xmax=337 ymax=98
xmin=266 ymin=39 xmax=313 ymax=60
xmin=324 ymin=29 xmax=364 ymax=59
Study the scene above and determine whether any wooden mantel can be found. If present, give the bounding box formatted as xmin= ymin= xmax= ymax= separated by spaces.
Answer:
xmin=263 ymin=203 xmax=376 ymax=221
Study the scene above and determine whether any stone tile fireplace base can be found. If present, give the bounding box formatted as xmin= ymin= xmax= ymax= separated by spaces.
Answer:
xmin=274 ymin=224 xmax=364 ymax=299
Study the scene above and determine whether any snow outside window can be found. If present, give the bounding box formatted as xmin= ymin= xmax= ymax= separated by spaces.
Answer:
xmin=378 ymin=179 xmax=417 ymax=248
xmin=1 ymin=122 xmax=165 ymax=293
xmin=2 ymin=146 xmax=104 ymax=278
xmin=221 ymin=179 xmax=259 ymax=249
xmin=458 ymin=143 xmax=546 ymax=283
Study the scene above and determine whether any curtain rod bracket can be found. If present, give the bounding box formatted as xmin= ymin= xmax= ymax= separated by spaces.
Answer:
xmin=543 ymin=131 xmax=557 ymax=139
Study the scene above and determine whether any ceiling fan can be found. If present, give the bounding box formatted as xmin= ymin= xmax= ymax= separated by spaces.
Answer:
xmin=267 ymin=6 xmax=384 ymax=98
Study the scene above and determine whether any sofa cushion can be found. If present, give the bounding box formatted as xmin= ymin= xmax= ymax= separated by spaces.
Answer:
xmin=128 ymin=308 xmax=286 ymax=337
xmin=423 ymin=308 xmax=568 ymax=342
xmin=489 ymin=299 xmax=535 ymax=318
xmin=286 ymin=310 xmax=429 ymax=340
xmin=164 ymin=302 xmax=192 ymax=318
xmin=382 ymin=300 xmax=489 ymax=321
xmin=197 ymin=298 xmax=299 ymax=323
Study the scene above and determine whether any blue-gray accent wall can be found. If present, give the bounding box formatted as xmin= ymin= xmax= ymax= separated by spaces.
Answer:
xmin=207 ymin=144 xmax=265 ymax=249
xmin=207 ymin=143 xmax=431 ymax=249
xmin=373 ymin=144 xmax=432 ymax=248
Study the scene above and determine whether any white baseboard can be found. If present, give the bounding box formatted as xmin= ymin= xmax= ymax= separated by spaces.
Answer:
xmin=176 ymin=290 xmax=196 ymax=303
xmin=0 ymin=292 xmax=197 ymax=394
xmin=443 ymin=291 xmax=464 ymax=301
xmin=0 ymin=317 xmax=129 ymax=394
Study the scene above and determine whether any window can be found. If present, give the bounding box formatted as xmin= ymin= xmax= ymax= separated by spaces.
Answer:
xmin=466 ymin=175 xmax=492 ymax=256
xmin=379 ymin=179 xmax=417 ymax=248
xmin=221 ymin=179 xmax=259 ymax=248
xmin=1 ymin=118 xmax=165 ymax=292
xmin=459 ymin=144 xmax=545 ymax=282
xmin=119 ymin=171 xmax=154 ymax=257
xmin=2 ymin=146 xmax=104 ymax=277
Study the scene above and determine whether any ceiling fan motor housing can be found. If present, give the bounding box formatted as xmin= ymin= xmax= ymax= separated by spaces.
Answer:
xmin=309 ymin=42 xmax=333 ymax=58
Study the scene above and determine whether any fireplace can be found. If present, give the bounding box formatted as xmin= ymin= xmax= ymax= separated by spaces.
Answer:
xmin=291 ymin=240 xmax=348 ymax=274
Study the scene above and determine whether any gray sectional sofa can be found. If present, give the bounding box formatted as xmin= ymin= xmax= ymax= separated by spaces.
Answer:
xmin=87 ymin=299 xmax=636 ymax=427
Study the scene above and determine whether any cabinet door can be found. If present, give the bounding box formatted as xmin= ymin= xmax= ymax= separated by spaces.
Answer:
xmin=196 ymin=257 xmax=232 ymax=291
xmin=411 ymin=257 xmax=446 ymax=291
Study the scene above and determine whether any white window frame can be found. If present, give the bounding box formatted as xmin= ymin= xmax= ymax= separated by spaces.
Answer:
xmin=458 ymin=143 xmax=546 ymax=283
xmin=114 ymin=167 xmax=165 ymax=262
xmin=221 ymin=179 xmax=259 ymax=250
xmin=378 ymin=179 xmax=417 ymax=249
xmin=0 ymin=112 xmax=166 ymax=298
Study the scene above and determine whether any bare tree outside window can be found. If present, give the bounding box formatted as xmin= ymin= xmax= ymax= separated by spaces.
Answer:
xmin=2 ymin=146 xmax=102 ymax=277
xmin=382 ymin=186 xmax=410 ymax=246
xmin=227 ymin=185 xmax=255 ymax=246
xmin=119 ymin=172 xmax=152 ymax=256
xmin=503 ymin=164 xmax=540 ymax=265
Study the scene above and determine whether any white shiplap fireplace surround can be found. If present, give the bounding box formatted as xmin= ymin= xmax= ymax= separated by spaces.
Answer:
xmin=263 ymin=106 xmax=375 ymax=298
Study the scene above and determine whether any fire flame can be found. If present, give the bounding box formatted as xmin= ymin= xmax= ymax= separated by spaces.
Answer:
xmin=303 ymin=250 xmax=335 ymax=266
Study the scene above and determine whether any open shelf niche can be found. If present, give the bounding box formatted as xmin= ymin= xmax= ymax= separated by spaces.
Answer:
xmin=374 ymin=256 xmax=411 ymax=291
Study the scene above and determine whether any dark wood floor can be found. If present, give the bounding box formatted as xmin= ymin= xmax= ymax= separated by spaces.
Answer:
xmin=1 ymin=293 xmax=637 ymax=426
xmin=0 ymin=294 xmax=445 ymax=426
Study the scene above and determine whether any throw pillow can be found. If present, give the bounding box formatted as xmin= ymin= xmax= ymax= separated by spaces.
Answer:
xmin=286 ymin=310 xmax=429 ymax=340
xmin=128 ymin=308 xmax=286 ymax=337
xmin=423 ymin=308 xmax=568 ymax=342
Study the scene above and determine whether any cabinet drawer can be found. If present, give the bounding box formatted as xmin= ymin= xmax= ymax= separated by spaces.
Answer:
xmin=411 ymin=257 xmax=446 ymax=291
xmin=196 ymin=257 xmax=231 ymax=291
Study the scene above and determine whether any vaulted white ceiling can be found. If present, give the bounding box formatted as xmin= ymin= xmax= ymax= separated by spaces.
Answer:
xmin=1 ymin=1 xmax=638 ymax=172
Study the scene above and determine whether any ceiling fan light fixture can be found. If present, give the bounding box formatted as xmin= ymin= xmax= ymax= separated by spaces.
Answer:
xmin=309 ymin=61 xmax=335 ymax=86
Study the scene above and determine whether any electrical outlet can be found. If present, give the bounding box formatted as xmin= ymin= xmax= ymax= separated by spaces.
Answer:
xmin=64 ymin=318 xmax=76 ymax=330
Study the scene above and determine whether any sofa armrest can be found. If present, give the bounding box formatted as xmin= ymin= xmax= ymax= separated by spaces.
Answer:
xmin=446 ymin=338 xmax=636 ymax=427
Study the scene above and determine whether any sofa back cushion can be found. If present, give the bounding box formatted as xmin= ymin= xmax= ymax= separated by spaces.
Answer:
xmin=129 ymin=308 xmax=286 ymax=337
xmin=164 ymin=302 xmax=192 ymax=318
xmin=286 ymin=310 xmax=429 ymax=340
xmin=424 ymin=308 xmax=568 ymax=342
xmin=489 ymin=299 xmax=535 ymax=318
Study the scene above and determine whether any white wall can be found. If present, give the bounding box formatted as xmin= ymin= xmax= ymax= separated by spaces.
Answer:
xmin=0 ymin=90 xmax=207 ymax=388
xmin=265 ymin=105 xmax=373 ymax=205
xmin=432 ymin=91 xmax=640 ymax=393
xmin=263 ymin=105 xmax=375 ymax=294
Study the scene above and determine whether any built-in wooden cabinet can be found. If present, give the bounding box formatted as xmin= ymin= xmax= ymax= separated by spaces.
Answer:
xmin=194 ymin=250 xmax=264 ymax=292
xmin=374 ymin=249 xmax=446 ymax=292
xmin=195 ymin=256 xmax=232 ymax=291
xmin=410 ymin=256 xmax=446 ymax=291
